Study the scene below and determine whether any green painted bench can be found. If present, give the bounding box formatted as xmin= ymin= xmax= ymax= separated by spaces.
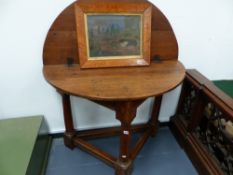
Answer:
xmin=0 ymin=116 xmax=51 ymax=175
xmin=213 ymin=80 xmax=233 ymax=98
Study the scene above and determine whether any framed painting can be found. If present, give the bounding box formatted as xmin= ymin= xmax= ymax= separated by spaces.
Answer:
xmin=75 ymin=0 xmax=152 ymax=69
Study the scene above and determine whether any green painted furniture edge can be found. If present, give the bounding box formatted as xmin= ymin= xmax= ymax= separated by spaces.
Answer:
xmin=213 ymin=80 xmax=233 ymax=98
xmin=26 ymin=117 xmax=52 ymax=175
xmin=0 ymin=116 xmax=52 ymax=175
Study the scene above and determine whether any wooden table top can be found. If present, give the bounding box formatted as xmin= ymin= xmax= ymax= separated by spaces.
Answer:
xmin=43 ymin=60 xmax=185 ymax=101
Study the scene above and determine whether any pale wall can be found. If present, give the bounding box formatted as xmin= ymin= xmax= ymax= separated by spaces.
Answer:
xmin=0 ymin=0 xmax=232 ymax=133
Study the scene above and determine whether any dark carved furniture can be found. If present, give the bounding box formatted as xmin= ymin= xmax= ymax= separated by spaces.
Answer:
xmin=170 ymin=69 xmax=233 ymax=175
xmin=43 ymin=0 xmax=185 ymax=174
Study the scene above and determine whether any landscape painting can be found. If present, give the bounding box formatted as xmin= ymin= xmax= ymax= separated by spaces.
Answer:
xmin=85 ymin=14 xmax=142 ymax=59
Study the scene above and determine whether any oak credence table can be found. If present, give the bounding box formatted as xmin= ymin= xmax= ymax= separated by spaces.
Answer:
xmin=43 ymin=1 xmax=185 ymax=174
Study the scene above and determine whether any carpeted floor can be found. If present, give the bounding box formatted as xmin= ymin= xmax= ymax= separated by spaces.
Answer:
xmin=46 ymin=127 xmax=197 ymax=175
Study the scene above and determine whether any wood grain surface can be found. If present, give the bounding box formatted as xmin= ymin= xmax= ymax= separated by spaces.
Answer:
xmin=43 ymin=0 xmax=178 ymax=65
xmin=43 ymin=60 xmax=185 ymax=100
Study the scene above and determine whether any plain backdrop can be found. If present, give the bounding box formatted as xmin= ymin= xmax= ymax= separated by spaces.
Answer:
xmin=0 ymin=0 xmax=233 ymax=133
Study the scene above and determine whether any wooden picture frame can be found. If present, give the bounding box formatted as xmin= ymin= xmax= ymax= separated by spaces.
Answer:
xmin=74 ymin=0 xmax=152 ymax=69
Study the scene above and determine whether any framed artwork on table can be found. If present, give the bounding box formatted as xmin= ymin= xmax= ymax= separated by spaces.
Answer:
xmin=75 ymin=0 xmax=152 ymax=69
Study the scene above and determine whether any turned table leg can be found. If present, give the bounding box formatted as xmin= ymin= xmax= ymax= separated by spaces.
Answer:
xmin=149 ymin=95 xmax=162 ymax=137
xmin=61 ymin=93 xmax=76 ymax=149
xmin=59 ymin=96 xmax=162 ymax=175
xmin=115 ymin=101 xmax=139 ymax=175
xmin=116 ymin=122 xmax=133 ymax=175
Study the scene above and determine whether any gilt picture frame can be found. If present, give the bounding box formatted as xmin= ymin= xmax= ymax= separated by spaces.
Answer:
xmin=75 ymin=1 xmax=152 ymax=69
